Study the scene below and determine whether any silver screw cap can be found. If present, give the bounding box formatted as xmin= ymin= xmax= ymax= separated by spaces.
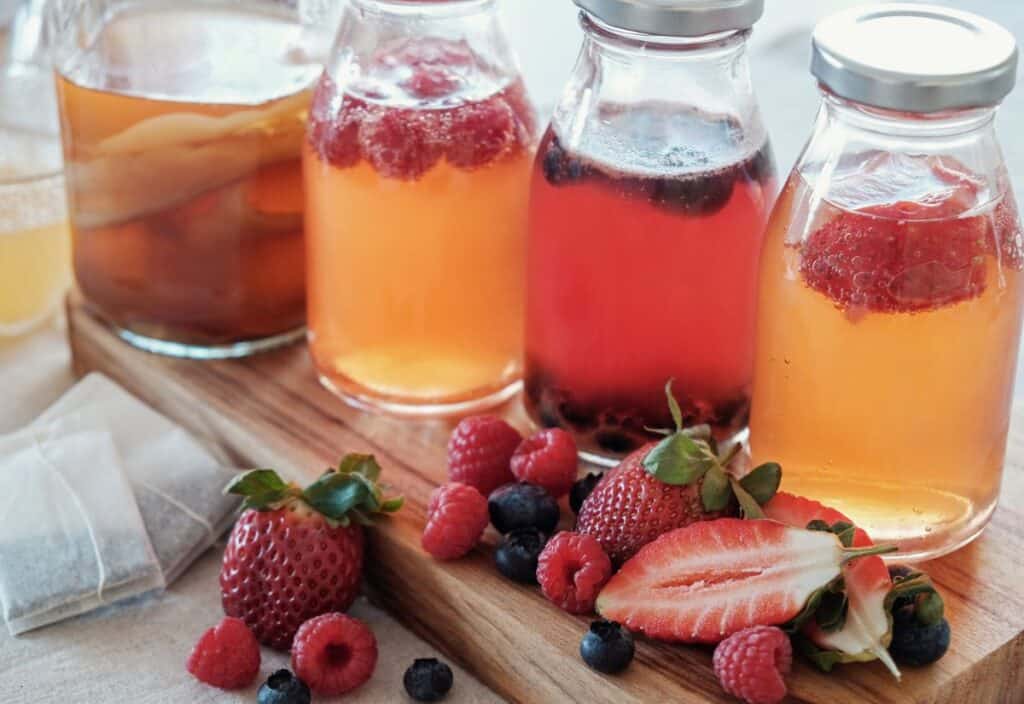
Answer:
xmin=812 ymin=3 xmax=1018 ymax=113
xmin=573 ymin=0 xmax=764 ymax=37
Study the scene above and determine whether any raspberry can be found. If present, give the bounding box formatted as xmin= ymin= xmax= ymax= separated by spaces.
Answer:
xmin=536 ymin=532 xmax=612 ymax=614
xmin=712 ymin=626 xmax=792 ymax=704
xmin=422 ymin=483 xmax=489 ymax=560
xmin=358 ymin=107 xmax=443 ymax=180
xmin=402 ymin=67 xmax=460 ymax=99
xmin=445 ymin=96 xmax=519 ymax=169
xmin=186 ymin=617 xmax=261 ymax=690
xmin=447 ymin=415 xmax=522 ymax=495
xmin=308 ymin=76 xmax=365 ymax=169
xmin=291 ymin=613 xmax=378 ymax=696
xmin=511 ymin=429 xmax=578 ymax=498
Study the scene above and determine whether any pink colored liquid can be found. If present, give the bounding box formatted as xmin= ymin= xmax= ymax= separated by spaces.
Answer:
xmin=526 ymin=120 xmax=776 ymax=460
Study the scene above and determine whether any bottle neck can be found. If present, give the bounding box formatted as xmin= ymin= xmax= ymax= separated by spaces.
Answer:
xmin=349 ymin=0 xmax=498 ymax=20
xmin=821 ymin=92 xmax=999 ymax=140
xmin=580 ymin=11 xmax=750 ymax=59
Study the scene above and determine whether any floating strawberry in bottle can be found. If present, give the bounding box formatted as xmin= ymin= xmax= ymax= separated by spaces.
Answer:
xmin=220 ymin=455 xmax=403 ymax=650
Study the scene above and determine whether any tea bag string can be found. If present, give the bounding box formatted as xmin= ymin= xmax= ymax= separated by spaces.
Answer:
xmin=31 ymin=427 xmax=108 ymax=605
xmin=136 ymin=478 xmax=217 ymax=543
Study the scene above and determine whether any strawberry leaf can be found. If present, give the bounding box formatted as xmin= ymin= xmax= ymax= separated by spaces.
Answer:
xmin=224 ymin=469 xmax=294 ymax=509
xmin=815 ymin=590 xmax=849 ymax=633
xmin=794 ymin=635 xmax=846 ymax=673
xmin=739 ymin=463 xmax=781 ymax=504
xmin=381 ymin=496 xmax=405 ymax=513
xmin=729 ymin=477 xmax=765 ymax=519
xmin=700 ymin=464 xmax=732 ymax=512
xmin=339 ymin=453 xmax=381 ymax=482
xmin=664 ymin=379 xmax=683 ymax=431
xmin=643 ymin=432 xmax=715 ymax=486
xmin=832 ymin=521 xmax=856 ymax=548
xmin=303 ymin=473 xmax=371 ymax=523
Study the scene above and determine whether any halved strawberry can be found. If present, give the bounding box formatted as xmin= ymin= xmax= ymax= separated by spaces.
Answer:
xmin=763 ymin=493 xmax=900 ymax=678
xmin=596 ymin=519 xmax=892 ymax=643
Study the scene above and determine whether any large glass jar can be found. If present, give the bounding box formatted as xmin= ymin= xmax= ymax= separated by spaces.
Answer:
xmin=750 ymin=5 xmax=1022 ymax=560
xmin=49 ymin=0 xmax=325 ymax=358
xmin=306 ymin=0 xmax=537 ymax=416
xmin=525 ymin=0 xmax=776 ymax=465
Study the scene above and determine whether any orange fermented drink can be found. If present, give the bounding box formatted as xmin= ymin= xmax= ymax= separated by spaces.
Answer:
xmin=304 ymin=10 xmax=536 ymax=414
xmin=751 ymin=164 xmax=1024 ymax=558
xmin=54 ymin=2 xmax=317 ymax=357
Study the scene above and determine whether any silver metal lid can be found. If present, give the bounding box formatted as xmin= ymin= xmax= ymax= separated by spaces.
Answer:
xmin=573 ymin=0 xmax=764 ymax=37
xmin=812 ymin=4 xmax=1018 ymax=113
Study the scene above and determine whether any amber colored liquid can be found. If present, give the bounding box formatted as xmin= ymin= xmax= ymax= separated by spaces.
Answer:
xmin=57 ymin=4 xmax=314 ymax=349
xmin=306 ymin=148 xmax=532 ymax=407
xmin=750 ymin=176 xmax=1024 ymax=558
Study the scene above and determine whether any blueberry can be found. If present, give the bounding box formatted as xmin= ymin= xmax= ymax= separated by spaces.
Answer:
xmin=570 ymin=472 xmax=604 ymax=514
xmin=580 ymin=620 xmax=635 ymax=674
xmin=494 ymin=527 xmax=547 ymax=584
xmin=542 ymin=135 xmax=587 ymax=185
xmin=257 ymin=669 xmax=311 ymax=704
xmin=889 ymin=617 xmax=951 ymax=666
xmin=403 ymin=658 xmax=454 ymax=702
xmin=488 ymin=483 xmax=560 ymax=534
xmin=649 ymin=171 xmax=735 ymax=216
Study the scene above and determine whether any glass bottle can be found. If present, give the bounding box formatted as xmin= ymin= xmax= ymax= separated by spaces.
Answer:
xmin=49 ymin=0 xmax=326 ymax=358
xmin=525 ymin=0 xmax=776 ymax=464
xmin=306 ymin=0 xmax=537 ymax=416
xmin=750 ymin=5 xmax=1022 ymax=560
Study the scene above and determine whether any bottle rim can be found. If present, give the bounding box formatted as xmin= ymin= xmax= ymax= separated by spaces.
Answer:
xmin=573 ymin=0 xmax=763 ymax=38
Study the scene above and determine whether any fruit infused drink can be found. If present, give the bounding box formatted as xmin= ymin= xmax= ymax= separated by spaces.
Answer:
xmin=527 ymin=115 xmax=774 ymax=459
xmin=524 ymin=0 xmax=775 ymax=463
xmin=752 ymin=155 xmax=1023 ymax=556
xmin=750 ymin=5 xmax=1024 ymax=559
xmin=306 ymin=0 xmax=536 ymax=415
xmin=54 ymin=1 xmax=319 ymax=357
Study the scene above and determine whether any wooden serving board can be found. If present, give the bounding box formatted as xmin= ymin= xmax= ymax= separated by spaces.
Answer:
xmin=67 ymin=294 xmax=1024 ymax=704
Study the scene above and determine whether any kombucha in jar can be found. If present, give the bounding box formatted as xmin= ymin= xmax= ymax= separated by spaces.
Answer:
xmin=305 ymin=0 xmax=537 ymax=415
xmin=749 ymin=5 xmax=1023 ymax=559
xmin=525 ymin=0 xmax=776 ymax=464
xmin=51 ymin=0 xmax=322 ymax=358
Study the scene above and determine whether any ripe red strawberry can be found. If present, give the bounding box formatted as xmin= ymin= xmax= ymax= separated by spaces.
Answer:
xmin=186 ymin=617 xmax=261 ymax=690
xmin=422 ymin=482 xmax=489 ymax=560
xmin=447 ymin=415 xmax=522 ymax=495
xmin=763 ymin=492 xmax=899 ymax=678
xmin=220 ymin=456 xmax=403 ymax=651
xmin=713 ymin=626 xmax=792 ymax=704
xmin=511 ymin=428 xmax=579 ymax=499
xmin=575 ymin=443 xmax=733 ymax=565
xmin=596 ymin=518 xmax=893 ymax=643
xmin=536 ymin=531 xmax=612 ymax=614
xmin=292 ymin=613 xmax=378 ymax=696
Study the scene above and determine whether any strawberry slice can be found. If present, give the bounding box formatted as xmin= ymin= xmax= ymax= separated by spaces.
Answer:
xmin=596 ymin=519 xmax=892 ymax=643
xmin=763 ymin=493 xmax=900 ymax=679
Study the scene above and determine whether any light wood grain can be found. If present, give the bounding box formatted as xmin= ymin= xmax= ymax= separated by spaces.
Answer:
xmin=67 ymin=293 xmax=1024 ymax=704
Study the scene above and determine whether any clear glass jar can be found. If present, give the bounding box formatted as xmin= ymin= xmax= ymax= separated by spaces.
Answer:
xmin=306 ymin=0 xmax=537 ymax=416
xmin=1 ymin=0 xmax=69 ymax=337
xmin=749 ymin=5 xmax=1022 ymax=560
xmin=525 ymin=0 xmax=776 ymax=465
xmin=49 ymin=0 xmax=326 ymax=358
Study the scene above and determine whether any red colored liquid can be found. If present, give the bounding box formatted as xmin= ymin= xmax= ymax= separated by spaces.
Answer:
xmin=526 ymin=125 xmax=776 ymax=459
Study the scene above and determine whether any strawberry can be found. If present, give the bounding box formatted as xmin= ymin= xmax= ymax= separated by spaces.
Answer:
xmin=763 ymin=493 xmax=900 ymax=678
xmin=596 ymin=518 xmax=894 ymax=643
xmin=220 ymin=455 xmax=403 ymax=650
xmin=576 ymin=382 xmax=779 ymax=565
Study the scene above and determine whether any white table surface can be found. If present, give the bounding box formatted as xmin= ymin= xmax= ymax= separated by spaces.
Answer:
xmin=3 ymin=1 xmax=1023 ymax=702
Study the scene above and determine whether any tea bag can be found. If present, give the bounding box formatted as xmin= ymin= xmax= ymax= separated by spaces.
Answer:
xmin=0 ymin=413 xmax=163 ymax=635
xmin=36 ymin=373 xmax=242 ymax=583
